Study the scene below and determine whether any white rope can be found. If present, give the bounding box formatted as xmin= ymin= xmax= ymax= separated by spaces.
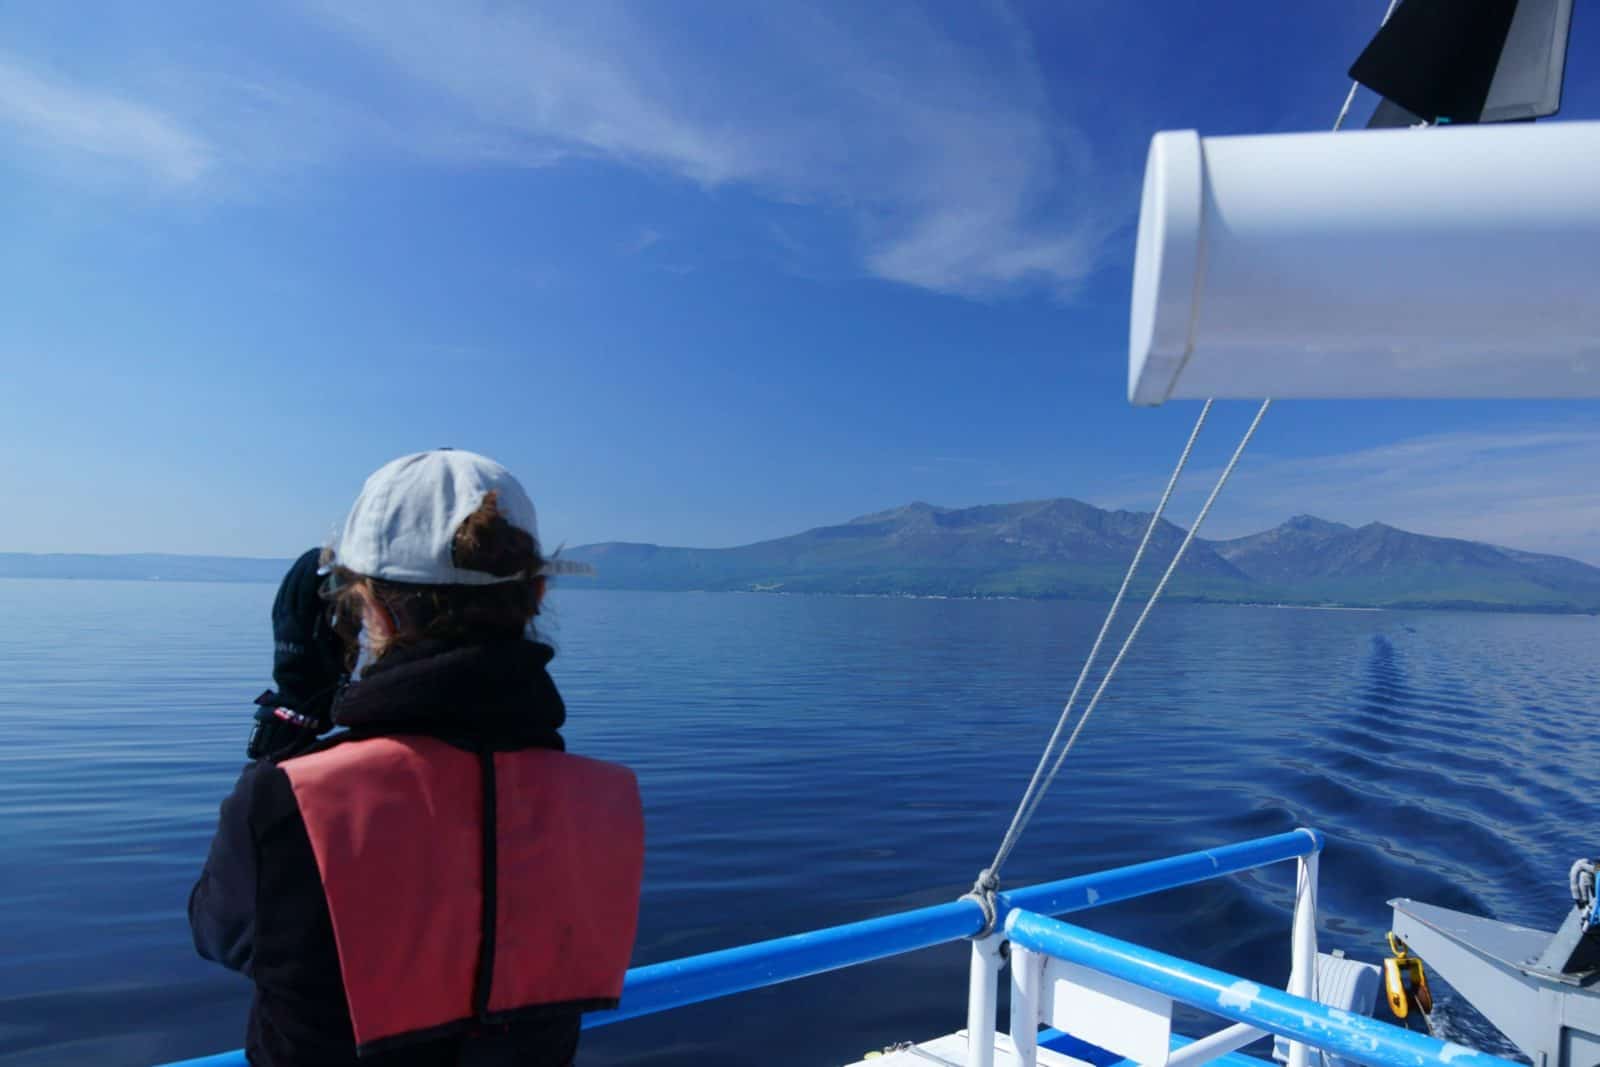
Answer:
xmin=968 ymin=1 xmax=1401 ymax=907
xmin=981 ymin=400 xmax=1213 ymax=881
xmin=992 ymin=399 xmax=1271 ymax=881
xmin=1331 ymin=78 xmax=1364 ymax=133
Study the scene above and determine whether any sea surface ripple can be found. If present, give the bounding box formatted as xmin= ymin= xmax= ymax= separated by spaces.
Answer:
xmin=0 ymin=581 xmax=1594 ymax=1065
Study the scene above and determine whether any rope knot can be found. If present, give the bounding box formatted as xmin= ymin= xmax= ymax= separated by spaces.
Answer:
xmin=962 ymin=868 xmax=1001 ymax=939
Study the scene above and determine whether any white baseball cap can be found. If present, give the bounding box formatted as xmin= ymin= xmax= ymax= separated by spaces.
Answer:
xmin=333 ymin=449 xmax=542 ymax=586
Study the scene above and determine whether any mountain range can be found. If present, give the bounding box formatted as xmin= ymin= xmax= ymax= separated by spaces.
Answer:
xmin=6 ymin=500 xmax=1599 ymax=612
xmin=564 ymin=500 xmax=1600 ymax=613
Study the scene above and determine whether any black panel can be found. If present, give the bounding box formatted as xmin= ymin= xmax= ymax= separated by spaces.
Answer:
xmin=1350 ymin=0 xmax=1518 ymax=124
xmin=1352 ymin=0 xmax=1573 ymax=125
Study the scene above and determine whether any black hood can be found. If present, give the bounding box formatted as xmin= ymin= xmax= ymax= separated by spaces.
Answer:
xmin=332 ymin=637 xmax=566 ymax=752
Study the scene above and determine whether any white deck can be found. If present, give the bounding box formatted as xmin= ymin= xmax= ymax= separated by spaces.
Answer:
xmin=842 ymin=1030 xmax=1093 ymax=1067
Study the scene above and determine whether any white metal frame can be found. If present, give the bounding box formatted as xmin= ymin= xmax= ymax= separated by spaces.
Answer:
xmin=991 ymin=853 xmax=1319 ymax=1067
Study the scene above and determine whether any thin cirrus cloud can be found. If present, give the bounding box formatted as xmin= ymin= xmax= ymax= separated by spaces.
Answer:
xmin=0 ymin=54 xmax=213 ymax=186
xmin=303 ymin=1 xmax=1122 ymax=297
xmin=1098 ymin=427 xmax=1600 ymax=565
xmin=1 ymin=5 xmax=1119 ymax=297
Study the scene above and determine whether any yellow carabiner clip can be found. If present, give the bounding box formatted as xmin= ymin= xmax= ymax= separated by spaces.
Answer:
xmin=1384 ymin=933 xmax=1432 ymax=1017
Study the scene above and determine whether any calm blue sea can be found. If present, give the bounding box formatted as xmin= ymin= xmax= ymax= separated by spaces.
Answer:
xmin=0 ymin=580 xmax=1596 ymax=1066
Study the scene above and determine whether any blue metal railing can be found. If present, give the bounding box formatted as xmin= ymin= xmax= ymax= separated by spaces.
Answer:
xmin=155 ymin=830 xmax=1321 ymax=1067
xmin=590 ymin=829 xmax=1323 ymax=1028
xmin=1005 ymin=909 xmax=1520 ymax=1067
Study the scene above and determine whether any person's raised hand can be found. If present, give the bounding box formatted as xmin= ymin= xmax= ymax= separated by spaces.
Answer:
xmin=247 ymin=549 xmax=345 ymax=759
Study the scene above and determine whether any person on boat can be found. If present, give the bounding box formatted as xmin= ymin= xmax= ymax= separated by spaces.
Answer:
xmin=188 ymin=448 xmax=645 ymax=1067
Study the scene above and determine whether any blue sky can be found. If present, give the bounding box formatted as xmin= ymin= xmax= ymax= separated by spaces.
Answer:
xmin=3 ymin=2 xmax=1599 ymax=563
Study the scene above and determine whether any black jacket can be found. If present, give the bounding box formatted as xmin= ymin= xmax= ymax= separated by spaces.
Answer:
xmin=189 ymin=638 xmax=581 ymax=1067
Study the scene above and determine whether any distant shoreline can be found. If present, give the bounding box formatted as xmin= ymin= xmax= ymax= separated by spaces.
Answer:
xmin=5 ymin=573 xmax=1595 ymax=616
xmin=0 ymin=574 xmax=278 ymax=586
xmin=557 ymin=583 xmax=1600 ymax=615
xmin=1236 ymin=602 xmax=1384 ymax=612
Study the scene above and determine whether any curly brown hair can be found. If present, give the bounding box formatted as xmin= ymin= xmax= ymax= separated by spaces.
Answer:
xmin=328 ymin=491 xmax=547 ymax=665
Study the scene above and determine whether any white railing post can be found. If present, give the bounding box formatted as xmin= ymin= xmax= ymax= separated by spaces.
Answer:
xmin=1010 ymin=944 xmax=1043 ymax=1067
xmin=967 ymin=934 xmax=1005 ymax=1067
xmin=1287 ymin=851 xmax=1321 ymax=1067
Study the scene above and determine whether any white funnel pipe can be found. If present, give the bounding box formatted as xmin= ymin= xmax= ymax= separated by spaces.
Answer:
xmin=1128 ymin=122 xmax=1600 ymax=405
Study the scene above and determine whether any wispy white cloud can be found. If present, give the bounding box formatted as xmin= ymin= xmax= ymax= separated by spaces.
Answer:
xmin=1 ymin=5 xmax=1119 ymax=295
xmin=0 ymin=54 xmax=213 ymax=185
xmin=1095 ymin=426 xmax=1600 ymax=564
xmin=0 ymin=50 xmax=548 ymax=198
xmin=302 ymin=1 xmax=1115 ymax=297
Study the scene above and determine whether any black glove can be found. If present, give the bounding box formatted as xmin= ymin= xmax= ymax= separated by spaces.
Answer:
xmin=247 ymin=549 xmax=346 ymax=760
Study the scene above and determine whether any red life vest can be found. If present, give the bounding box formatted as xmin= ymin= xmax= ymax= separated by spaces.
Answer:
xmin=280 ymin=736 xmax=644 ymax=1053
